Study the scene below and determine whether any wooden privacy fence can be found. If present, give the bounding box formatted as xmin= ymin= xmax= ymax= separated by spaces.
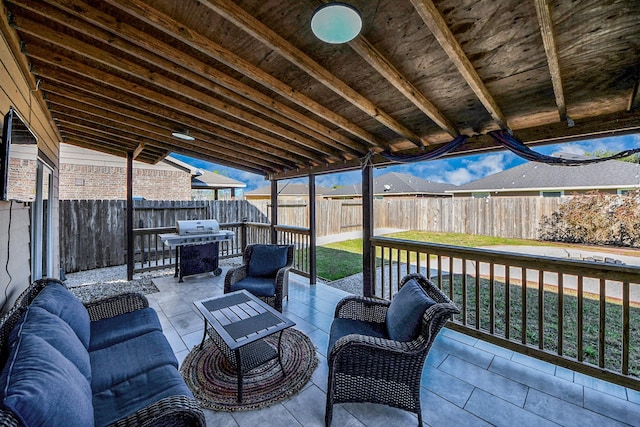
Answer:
xmin=60 ymin=197 xmax=563 ymax=273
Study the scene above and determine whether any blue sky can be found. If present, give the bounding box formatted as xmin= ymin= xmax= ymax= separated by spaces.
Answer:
xmin=172 ymin=133 xmax=640 ymax=195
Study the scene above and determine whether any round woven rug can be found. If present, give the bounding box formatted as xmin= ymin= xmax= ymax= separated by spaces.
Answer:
xmin=180 ymin=328 xmax=318 ymax=411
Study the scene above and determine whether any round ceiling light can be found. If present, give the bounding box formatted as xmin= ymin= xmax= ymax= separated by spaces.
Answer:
xmin=171 ymin=130 xmax=195 ymax=141
xmin=311 ymin=2 xmax=362 ymax=44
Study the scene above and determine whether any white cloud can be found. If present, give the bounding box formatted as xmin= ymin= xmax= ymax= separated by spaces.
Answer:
xmin=446 ymin=168 xmax=475 ymax=185
xmin=465 ymin=153 xmax=506 ymax=176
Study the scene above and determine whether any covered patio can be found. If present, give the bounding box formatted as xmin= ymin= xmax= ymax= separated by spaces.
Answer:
xmin=1 ymin=0 xmax=639 ymax=424
xmin=145 ymin=268 xmax=640 ymax=426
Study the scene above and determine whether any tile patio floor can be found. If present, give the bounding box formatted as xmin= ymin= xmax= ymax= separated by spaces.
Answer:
xmin=148 ymin=268 xmax=640 ymax=427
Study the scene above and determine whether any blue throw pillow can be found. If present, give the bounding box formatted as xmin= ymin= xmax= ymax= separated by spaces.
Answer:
xmin=247 ymin=245 xmax=289 ymax=278
xmin=10 ymin=306 xmax=91 ymax=383
xmin=0 ymin=334 xmax=94 ymax=427
xmin=386 ymin=279 xmax=436 ymax=342
xmin=31 ymin=283 xmax=90 ymax=348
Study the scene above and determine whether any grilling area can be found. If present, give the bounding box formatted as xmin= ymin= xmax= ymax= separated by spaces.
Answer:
xmin=1 ymin=0 xmax=640 ymax=425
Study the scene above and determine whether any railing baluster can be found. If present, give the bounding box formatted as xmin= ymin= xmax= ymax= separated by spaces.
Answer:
xmin=558 ymin=274 xmax=564 ymax=356
xmin=388 ymin=247 xmax=393 ymax=297
xmin=475 ymin=261 xmax=481 ymax=330
xmin=521 ymin=267 xmax=527 ymax=345
xmin=489 ymin=263 xmax=495 ymax=335
xmin=577 ymin=276 xmax=584 ymax=362
xmin=462 ymin=258 xmax=467 ymax=326
xmin=538 ymin=270 xmax=544 ymax=350
xmin=622 ymin=281 xmax=630 ymax=375
xmin=448 ymin=256 xmax=454 ymax=304
xmin=599 ymin=278 xmax=606 ymax=368
xmin=505 ymin=265 xmax=511 ymax=340
xmin=396 ymin=248 xmax=401 ymax=291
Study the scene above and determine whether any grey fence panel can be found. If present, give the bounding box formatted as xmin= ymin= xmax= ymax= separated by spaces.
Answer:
xmin=59 ymin=197 xmax=563 ymax=273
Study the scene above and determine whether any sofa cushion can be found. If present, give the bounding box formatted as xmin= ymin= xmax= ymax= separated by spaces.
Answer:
xmin=10 ymin=306 xmax=91 ymax=382
xmin=30 ymin=282 xmax=90 ymax=348
xmin=0 ymin=334 xmax=94 ymax=427
xmin=327 ymin=318 xmax=387 ymax=354
xmin=230 ymin=276 xmax=276 ymax=297
xmin=89 ymin=307 xmax=162 ymax=351
xmin=386 ymin=278 xmax=436 ymax=342
xmin=247 ymin=244 xmax=289 ymax=277
xmin=89 ymin=330 xmax=178 ymax=393
xmin=92 ymin=364 xmax=194 ymax=427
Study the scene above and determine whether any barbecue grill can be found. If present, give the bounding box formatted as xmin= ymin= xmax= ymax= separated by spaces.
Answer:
xmin=159 ymin=220 xmax=234 ymax=282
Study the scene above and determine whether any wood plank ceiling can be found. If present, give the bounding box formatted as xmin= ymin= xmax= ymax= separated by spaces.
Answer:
xmin=3 ymin=0 xmax=640 ymax=179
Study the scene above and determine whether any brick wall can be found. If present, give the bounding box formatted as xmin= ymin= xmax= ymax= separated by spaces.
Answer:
xmin=59 ymin=164 xmax=192 ymax=200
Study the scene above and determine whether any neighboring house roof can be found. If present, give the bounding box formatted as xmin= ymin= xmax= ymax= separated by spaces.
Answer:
xmin=245 ymin=182 xmax=330 ymax=197
xmin=325 ymin=172 xmax=457 ymax=197
xmin=164 ymin=155 xmax=202 ymax=175
xmin=450 ymin=154 xmax=640 ymax=193
xmin=191 ymin=170 xmax=246 ymax=190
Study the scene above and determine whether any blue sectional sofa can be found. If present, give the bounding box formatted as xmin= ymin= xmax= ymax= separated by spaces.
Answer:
xmin=0 ymin=278 xmax=204 ymax=427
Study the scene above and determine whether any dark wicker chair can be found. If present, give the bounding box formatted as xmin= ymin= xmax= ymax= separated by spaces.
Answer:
xmin=224 ymin=244 xmax=294 ymax=312
xmin=325 ymin=273 xmax=460 ymax=426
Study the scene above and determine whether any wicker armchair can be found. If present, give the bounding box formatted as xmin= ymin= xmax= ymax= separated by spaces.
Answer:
xmin=325 ymin=273 xmax=460 ymax=427
xmin=224 ymin=244 xmax=294 ymax=312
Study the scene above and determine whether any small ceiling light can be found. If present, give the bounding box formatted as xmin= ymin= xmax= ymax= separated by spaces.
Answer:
xmin=171 ymin=130 xmax=195 ymax=141
xmin=311 ymin=2 xmax=362 ymax=44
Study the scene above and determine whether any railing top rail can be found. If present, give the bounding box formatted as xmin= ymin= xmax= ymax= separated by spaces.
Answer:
xmin=275 ymin=224 xmax=311 ymax=234
xmin=371 ymin=236 xmax=640 ymax=282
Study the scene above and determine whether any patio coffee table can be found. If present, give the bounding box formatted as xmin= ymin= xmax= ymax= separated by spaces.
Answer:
xmin=193 ymin=290 xmax=296 ymax=402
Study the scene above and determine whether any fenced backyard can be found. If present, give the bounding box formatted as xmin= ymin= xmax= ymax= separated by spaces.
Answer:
xmin=59 ymin=197 xmax=562 ymax=273
xmin=58 ymin=197 xmax=640 ymax=390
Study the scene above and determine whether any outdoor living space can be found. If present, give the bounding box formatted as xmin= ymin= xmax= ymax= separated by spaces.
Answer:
xmin=143 ymin=267 xmax=640 ymax=426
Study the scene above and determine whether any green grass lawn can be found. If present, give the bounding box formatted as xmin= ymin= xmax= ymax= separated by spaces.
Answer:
xmin=317 ymin=231 xmax=549 ymax=280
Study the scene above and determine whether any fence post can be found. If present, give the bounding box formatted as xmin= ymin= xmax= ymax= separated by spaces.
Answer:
xmin=241 ymin=218 xmax=248 ymax=251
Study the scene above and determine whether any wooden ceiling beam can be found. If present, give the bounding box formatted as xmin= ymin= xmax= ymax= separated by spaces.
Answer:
xmin=410 ymin=0 xmax=508 ymax=130
xmin=40 ymin=76 xmax=302 ymax=168
xmin=62 ymin=135 xmax=151 ymax=162
xmin=201 ymin=0 xmax=425 ymax=148
xmin=349 ymin=36 xmax=459 ymax=139
xmin=12 ymin=16 xmax=340 ymax=163
xmin=26 ymin=0 xmax=367 ymax=156
xmin=132 ymin=143 xmax=145 ymax=160
xmin=22 ymin=48 xmax=318 ymax=168
xmin=45 ymin=93 xmax=289 ymax=170
xmin=533 ymin=0 xmax=567 ymax=122
xmin=58 ymin=122 xmax=269 ymax=173
xmin=100 ymin=0 xmax=381 ymax=149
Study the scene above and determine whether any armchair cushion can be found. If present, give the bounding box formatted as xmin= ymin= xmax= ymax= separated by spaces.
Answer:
xmin=385 ymin=278 xmax=436 ymax=342
xmin=247 ymin=244 xmax=289 ymax=277
xmin=328 ymin=318 xmax=387 ymax=354
xmin=230 ymin=276 xmax=276 ymax=297
xmin=0 ymin=334 xmax=94 ymax=427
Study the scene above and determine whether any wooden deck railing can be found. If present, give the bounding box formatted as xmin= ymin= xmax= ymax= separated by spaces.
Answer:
xmin=132 ymin=221 xmax=311 ymax=277
xmin=370 ymin=236 xmax=640 ymax=390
